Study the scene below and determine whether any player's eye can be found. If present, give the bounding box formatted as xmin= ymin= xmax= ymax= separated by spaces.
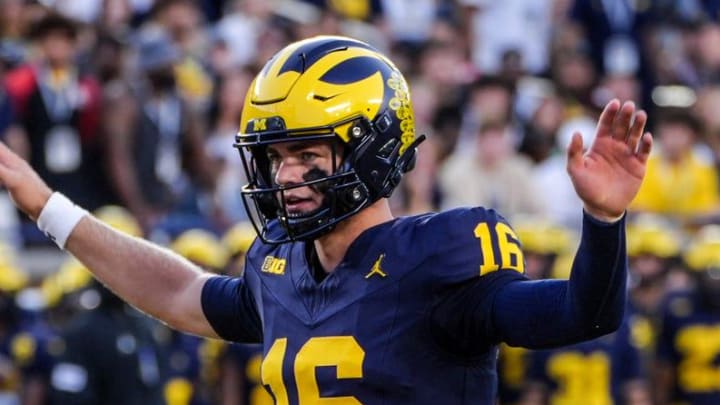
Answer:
xmin=300 ymin=151 xmax=319 ymax=162
xmin=266 ymin=149 xmax=281 ymax=169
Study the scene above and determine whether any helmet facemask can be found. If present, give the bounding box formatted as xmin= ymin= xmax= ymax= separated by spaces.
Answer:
xmin=236 ymin=116 xmax=365 ymax=243
xmin=236 ymin=114 xmax=423 ymax=244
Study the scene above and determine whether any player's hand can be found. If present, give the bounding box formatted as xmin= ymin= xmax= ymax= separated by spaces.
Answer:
xmin=0 ymin=142 xmax=53 ymax=221
xmin=567 ymin=99 xmax=653 ymax=222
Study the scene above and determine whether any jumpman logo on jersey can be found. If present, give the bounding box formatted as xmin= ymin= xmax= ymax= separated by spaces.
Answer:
xmin=365 ymin=254 xmax=388 ymax=279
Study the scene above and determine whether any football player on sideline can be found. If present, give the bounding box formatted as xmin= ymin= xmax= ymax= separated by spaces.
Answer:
xmin=0 ymin=36 xmax=652 ymax=404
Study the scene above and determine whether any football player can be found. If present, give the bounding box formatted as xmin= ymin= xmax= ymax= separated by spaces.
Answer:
xmin=654 ymin=225 xmax=720 ymax=405
xmin=0 ymin=36 xmax=652 ymax=404
xmin=521 ymin=317 xmax=650 ymax=405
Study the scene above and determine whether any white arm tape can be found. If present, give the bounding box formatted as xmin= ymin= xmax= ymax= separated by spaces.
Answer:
xmin=36 ymin=192 xmax=88 ymax=249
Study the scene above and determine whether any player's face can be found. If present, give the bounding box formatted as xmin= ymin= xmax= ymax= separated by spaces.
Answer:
xmin=266 ymin=140 xmax=339 ymax=216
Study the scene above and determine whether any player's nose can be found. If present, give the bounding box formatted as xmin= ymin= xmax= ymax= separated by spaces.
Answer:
xmin=274 ymin=160 xmax=305 ymax=187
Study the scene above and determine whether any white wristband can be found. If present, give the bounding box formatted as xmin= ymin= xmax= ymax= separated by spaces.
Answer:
xmin=36 ymin=192 xmax=88 ymax=249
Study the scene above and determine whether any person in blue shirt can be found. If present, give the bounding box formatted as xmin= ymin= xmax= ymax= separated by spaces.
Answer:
xmin=0 ymin=35 xmax=652 ymax=404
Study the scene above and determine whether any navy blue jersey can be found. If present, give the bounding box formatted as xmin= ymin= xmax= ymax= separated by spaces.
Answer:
xmin=202 ymin=208 xmax=628 ymax=404
xmin=527 ymin=314 xmax=643 ymax=405
xmin=656 ymin=291 xmax=720 ymax=405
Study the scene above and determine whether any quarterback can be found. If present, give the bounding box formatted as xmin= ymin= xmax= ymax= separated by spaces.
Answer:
xmin=0 ymin=36 xmax=652 ymax=404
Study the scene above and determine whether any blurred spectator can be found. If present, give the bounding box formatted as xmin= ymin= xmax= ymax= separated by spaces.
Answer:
xmin=648 ymin=0 xmax=720 ymax=26
xmin=213 ymin=0 xmax=275 ymax=70
xmin=22 ymin=256 xmax=93 ymax=405
xmin=695 ymin=85 xmax=720 ymax=149
xmin=157 ymin=228 xmax=231 ymax=405
xmin=682 ymin=21 xmax=720 ymax=88
xmin=98 ymin=0 xmax=135 ymax=39
xmin=549 ymin=45 xmax=599 ymax=113
xmin=150 ymin=0 xmax=214 ymax=108
xmin=439 ymin=120 xmax=545 ymax=221
xmin=0 ymin=247 xmax=31 ymax=405
xmin=654 ymin=225 xmax=720 ymax=405
xmin=220 ymin=343 xmax=269 ymax=405
xmin=151 ymin=0 xmax=206 ymax=56
xmin=253 ymin=18 xmax=299 ymax=73
xmin=393 ymin=136 xmax=441 ymax=215
xmin=416 ymin=39 xmax=473 ymax=99
xmin=467 ymin=75 xmax=516 ymax=127
xmin=49 ymin=279 xmax=166 ymax=404
xmin=300 ymin=0 xmax=383 ymax=23
xmin=379 ymin=0 xmax=438 ymax=45
xmin=630 ymin=108 xmax=719 ymax=221
xmin=532 ymin=115 xmax=597 ymax=231
xmin=568 ymin=0 xmax=651 ymax=79
xmin=520 ymin=316 xmax=651 ymax=405
xmin=430 ymin=104 xmax=462 ymax=163
xmin=459 ymin=0 xmax=554 ymax=75
xmin=170 ymin=228 xmax=230 ymax=274
xmin=4 ymin=13 xmax=115 ymax=244
xmin=103 ymin=28 xmax=216 ymax=236
xmin=218 ymin=221 xmax=267 ymax=405
xmin=0 ymin=41 xmax=25 ymax=247
xmin=91 ymin=30 xmax=130 ymax=86
xmin=0 ymin=0 xmax=34 ymax=41
xmin=625 ymin=214 xmax=687 ymax=382
xmin=593 ymin=70 xmax=643 ymax=108
xmin=627 ymin=215 xmax=686 ymax=318
xmin=205 ymin=67 xmax=255 ymax=225
xmin=221 ymin=221 xmax=256 ymax=277
xmin=160 ymin=331 xmax=226 ymax=405
xmin=455 ymin=75 xmax=517 ymax=154
xmin=515 ymin=79 xmax=566 ymax=164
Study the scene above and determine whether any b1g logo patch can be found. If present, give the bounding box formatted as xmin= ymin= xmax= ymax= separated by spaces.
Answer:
xmin=262 ymin=256 xmax=286 ymax=275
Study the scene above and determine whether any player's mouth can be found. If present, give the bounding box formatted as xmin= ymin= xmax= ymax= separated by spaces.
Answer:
xmin=283 ymin=195 xmax=318 ymax=216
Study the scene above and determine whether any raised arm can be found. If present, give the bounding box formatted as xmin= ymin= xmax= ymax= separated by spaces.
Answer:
xmin=492 ymin=212 xmax=628 ymax=348
xmin=0 ymin=142 xmax=219 ymax=338
xmin=431 ymin=212 xmax=628 ymax=351
xmin=499 ymin=99 xmax=653 ymax=345
xmin=431 ymin=99 xmax=652 ymax=352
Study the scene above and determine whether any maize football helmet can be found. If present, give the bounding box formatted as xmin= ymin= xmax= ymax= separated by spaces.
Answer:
xmin=235 ymin=36 xmax=424 ymax=243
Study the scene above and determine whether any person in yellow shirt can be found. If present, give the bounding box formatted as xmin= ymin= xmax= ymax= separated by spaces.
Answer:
xmin=631 ymin=109 xmax=719 ymax=218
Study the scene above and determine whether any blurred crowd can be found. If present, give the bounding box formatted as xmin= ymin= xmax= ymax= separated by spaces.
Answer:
xmin=0 ymin=0 xmax=719 ymax=404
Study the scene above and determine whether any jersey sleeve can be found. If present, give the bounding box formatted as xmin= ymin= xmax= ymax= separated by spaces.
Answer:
xmin=493 ymin=213 xmax=627 ymax=348
xmin=422 ymin=207 xmax=526 ymax=286
xmin=432 ymin=212 xmax=628 ymax=353
xmin=201 ymin=275 xmax=263 ymax=343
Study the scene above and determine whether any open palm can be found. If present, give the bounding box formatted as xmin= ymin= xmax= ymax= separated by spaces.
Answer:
xmin=567 ymin=100 xmax=653 ymax=222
